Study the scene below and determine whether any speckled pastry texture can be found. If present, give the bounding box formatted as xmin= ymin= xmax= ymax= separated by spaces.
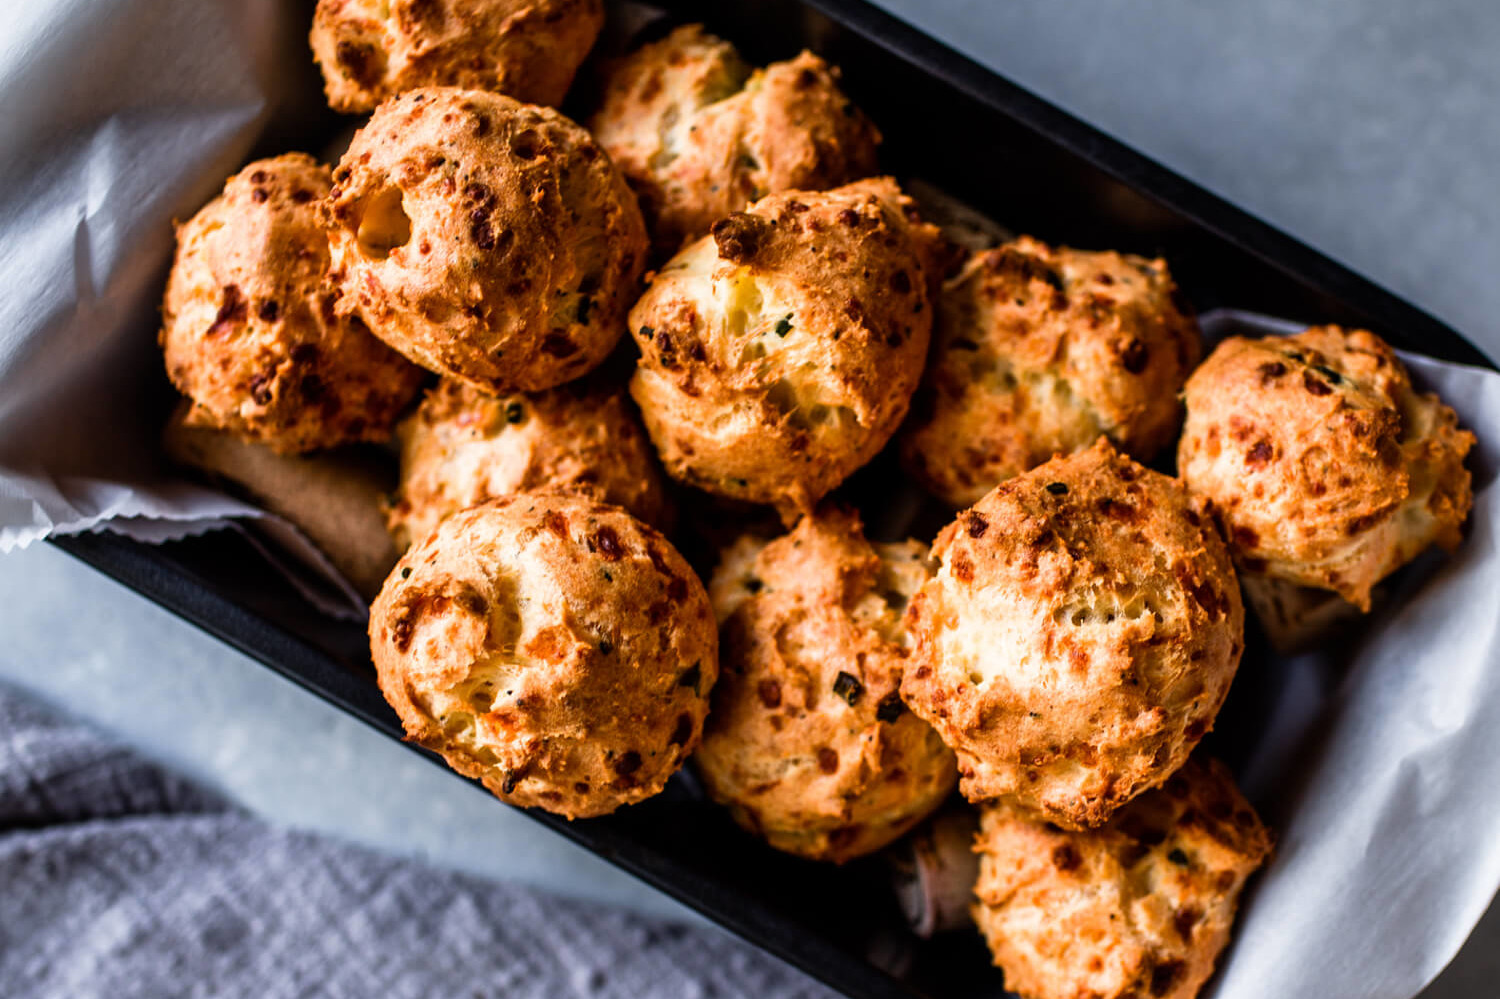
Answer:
xmin=369 ymin=493 xmax=717 ymax=818
xmin=589 ymin=24 xmax=881 ymax=255
xmin=324 ymin=88 xmax=648 ymax=392
xmin=629 ymin=178 xmax=939 ymax=523
xmin=161 ymin=153 xmax=424 ymax=453
xmin=311 ymin=0 xmax=603 ymax=113
xmin=901 ymin=237 xmax=1202 ymax=508
xmin=696 ymin=507 xmax=957 ymax=862
xmin=972 ymin=758 xmax=1272 ymax=999
xmin=901 ymin=440 xmax=1243 ymax=829
xmin=1178 ymin=325 xmax=1473 ymax=611
xmin=388 ymin=377 xmax=670 ymax=548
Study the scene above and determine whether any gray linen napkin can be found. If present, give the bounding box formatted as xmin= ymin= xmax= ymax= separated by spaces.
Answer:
xmin=0 ymin=683 xmax=837 ymax=999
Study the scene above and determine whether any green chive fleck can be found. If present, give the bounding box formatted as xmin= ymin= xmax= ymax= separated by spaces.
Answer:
xmin=773 ymin=315 xmax=793 ymax=338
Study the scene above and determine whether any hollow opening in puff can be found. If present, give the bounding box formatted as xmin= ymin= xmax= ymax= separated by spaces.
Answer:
xmin=1051 ymin=583 xmax=1160 ymax=628
xmin=764 ymin=378 xmax=855 ymax=433
xmin=647 ymin=51 xmax=753 ymax=173
xmin=723 ymin=270 xmax=765 ymax=338
xmin=357 ymin=187 xmax=412 ymax=260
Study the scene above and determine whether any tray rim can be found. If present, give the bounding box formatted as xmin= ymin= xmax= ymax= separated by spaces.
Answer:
xmin=46 ymin=2 xmax=1499 ymax=997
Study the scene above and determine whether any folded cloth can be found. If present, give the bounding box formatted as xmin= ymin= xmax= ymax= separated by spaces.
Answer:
xmin=0 ymin=683 xmax=836 ymax=999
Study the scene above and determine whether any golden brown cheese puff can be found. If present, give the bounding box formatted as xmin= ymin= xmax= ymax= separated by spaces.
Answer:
xmin=973 ymin=758 xmax=1271 ymax=999
xmin=324 ymin=88 xmax=647 ymax=392
xmin=629 ymin=178 xmax=938 ymax=524
xmin=311 ymin=0 xmax=604 ymax=113
xmin=387 ymin=377 xmax=670 ymax=549
xmin=589 ymin=24 xmax=880 ymax=256
xmin=901 ymin=440 xmax=1243 ymax=829
xmin=696 ymin=507 xmax=957 ymax=863
xmin=900 ymin=237 xmax=1202 ymax=509
xmin=160 ymin=153 xmax=425 ymax=453
xmin=1178 ymin=325 xmax=1473 ymax=611
xmin=369 ymin=493 xmax=717 ymax=818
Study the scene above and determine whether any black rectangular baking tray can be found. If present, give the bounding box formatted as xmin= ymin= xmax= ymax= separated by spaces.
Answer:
xmin=50 ymin=1 xmax=1495 ymax=997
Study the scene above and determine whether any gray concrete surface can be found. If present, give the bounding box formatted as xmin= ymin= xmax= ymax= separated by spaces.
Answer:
xmin=2 ymin=0 xmax=1497 ymax=994
xmin=0 ymin=540 xmax=700 ymax=922
xmin=881 ymin=0 xmax=1500 ymax=360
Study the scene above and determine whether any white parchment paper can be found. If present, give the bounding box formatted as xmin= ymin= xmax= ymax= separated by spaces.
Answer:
xmin=0 ymin=0 xmax=367 ymax=617
xmin=1 ymin=2 xmax=1497 ymax=996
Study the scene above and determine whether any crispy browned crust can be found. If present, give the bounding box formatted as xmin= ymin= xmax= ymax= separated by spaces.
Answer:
xmin=388 ymin=377 xmax=671 ymax=548
xmin=1178 ymin=325 xmax=1474 ymax=610
xmin=589 ymin=24 xmax=881 ymax=255
xmin=901 ymin=236 xmax=1202 ymax=508
xmin=323 ymin=88 xmax=648 ymax=392
xmin=900 ymin=440 xmax=1244 ymax=828
xmin=311 ymin=0 xmax=604 ymax=112
xmin=695 ymin=507 xmax=957 ymax=862
xmin=368 ymin=493 xmax=717 ymax=819
xmin=628 ymin=178 xmax=938 ymax=523
xmin=160 ymin=153 xmax=425 ymax=453
xmin=972 ymin=758 xmax=1272 ymax=999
